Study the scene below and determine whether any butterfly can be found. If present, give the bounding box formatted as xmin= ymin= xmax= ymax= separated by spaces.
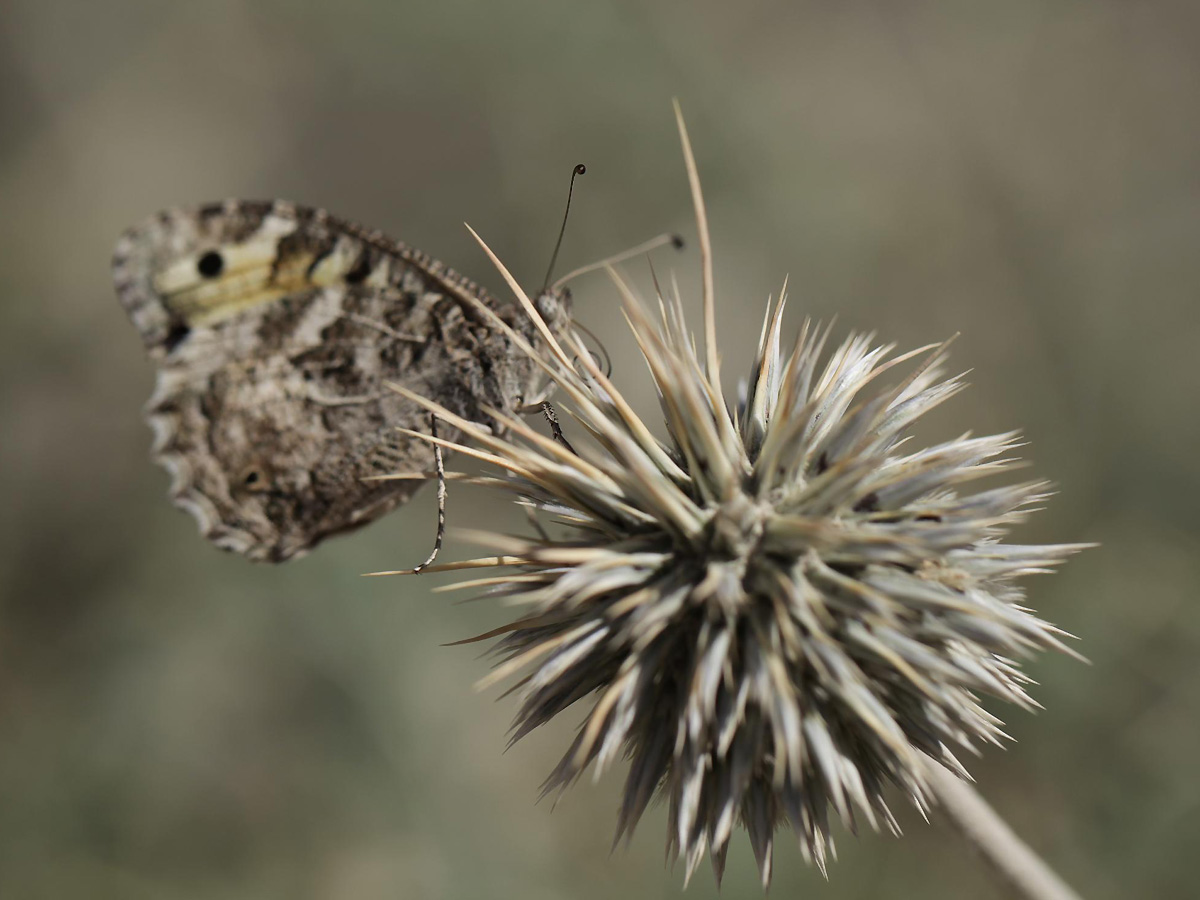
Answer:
xmin=113 ymin=199 xmax=570 ymax=562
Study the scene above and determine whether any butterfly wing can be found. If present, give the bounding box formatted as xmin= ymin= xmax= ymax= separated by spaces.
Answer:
xmin=113 ymin=200 xmax=542 ymax=561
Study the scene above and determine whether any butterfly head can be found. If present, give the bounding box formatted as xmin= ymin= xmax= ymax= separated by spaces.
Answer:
xmin=533 ymin=286 xmax=572 ymax=335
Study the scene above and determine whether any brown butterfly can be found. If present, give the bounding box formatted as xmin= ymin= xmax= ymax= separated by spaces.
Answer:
xmin=113 ymin=199 xmax=569 ymax=562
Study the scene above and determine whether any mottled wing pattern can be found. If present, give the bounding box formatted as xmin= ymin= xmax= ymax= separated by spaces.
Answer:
xmin=113 ymin=200 xmax=549 ymax=561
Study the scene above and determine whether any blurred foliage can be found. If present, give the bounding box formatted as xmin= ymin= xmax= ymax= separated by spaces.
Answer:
xmin=1 ymin=1 xmax=1197 ymax=898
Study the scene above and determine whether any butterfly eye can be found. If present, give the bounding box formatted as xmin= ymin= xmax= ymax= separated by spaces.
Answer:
xmin=196 ymin=250 xmax=225 ymax=278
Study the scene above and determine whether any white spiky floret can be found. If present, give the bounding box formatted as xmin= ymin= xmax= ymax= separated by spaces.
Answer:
xmin=383 ymin=107 xmax=1085 ymax=888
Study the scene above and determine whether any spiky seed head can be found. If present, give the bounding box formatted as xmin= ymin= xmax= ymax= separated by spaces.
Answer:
xmin=393 ymin=120 xmax=1085 ymax=888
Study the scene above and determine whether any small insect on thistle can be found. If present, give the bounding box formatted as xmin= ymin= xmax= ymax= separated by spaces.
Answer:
xmin=381 ymin=104 xmax=1088 ymax=888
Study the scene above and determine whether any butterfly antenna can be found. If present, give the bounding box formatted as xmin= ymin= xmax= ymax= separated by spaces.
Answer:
xmin=406 ymin=414 xmax=446 ymax=574
xmin=551 ymin=232 xmax=684 ymax=293
xmin=542 ymin=163 xmax=587 ymax=294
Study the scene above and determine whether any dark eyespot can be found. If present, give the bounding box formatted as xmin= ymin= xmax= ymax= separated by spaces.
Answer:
xmin=197 ymin=250 xmax=224 ymax=278
xmin=239 ymin=464 xmax=269 ymax=491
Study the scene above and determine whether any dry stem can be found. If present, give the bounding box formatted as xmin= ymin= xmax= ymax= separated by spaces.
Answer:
xmin=928 ymin=765 xmax=1084 ymax=900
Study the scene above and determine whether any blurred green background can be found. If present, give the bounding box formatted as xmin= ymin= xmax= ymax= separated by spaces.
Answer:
xmin=2 ymin=1 xmax=1197 ymax=897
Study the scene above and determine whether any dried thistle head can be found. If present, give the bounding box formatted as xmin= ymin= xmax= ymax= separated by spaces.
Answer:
xmin=392 ymin=109 xmax=1085 ymax=888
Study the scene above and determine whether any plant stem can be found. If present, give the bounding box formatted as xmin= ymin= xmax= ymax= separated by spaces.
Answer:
xmin=927 ymin=765 xmax=1084 ymax=900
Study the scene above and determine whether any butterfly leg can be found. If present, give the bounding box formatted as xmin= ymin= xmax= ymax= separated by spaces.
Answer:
xmin=512 ymin=399 xmax=571 ymax=539
xmin=516 ymin=382 xmax=556 ymax=408
xmin=538 ymin=401 xmax=576 ymax=455
xmin=403 ymin=414 xmax=447 ymax=574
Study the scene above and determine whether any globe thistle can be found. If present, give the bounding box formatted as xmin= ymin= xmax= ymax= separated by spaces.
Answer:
xmin=387 ymin=109 xmax=1085 ymax=888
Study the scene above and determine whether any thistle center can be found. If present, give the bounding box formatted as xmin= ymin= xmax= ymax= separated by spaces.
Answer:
xmin=705 ymin=493 xmax=768 ymax=563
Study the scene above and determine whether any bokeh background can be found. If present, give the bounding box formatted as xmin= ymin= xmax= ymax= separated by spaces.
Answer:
xmin=3 ymin=1 xmax=1198 ymax=897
